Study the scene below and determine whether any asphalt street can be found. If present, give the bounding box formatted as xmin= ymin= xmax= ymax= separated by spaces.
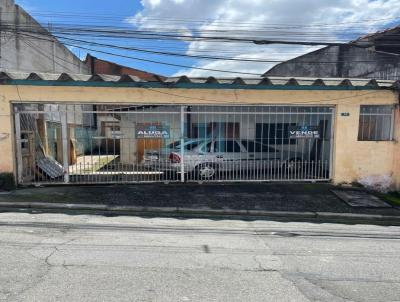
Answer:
xmin=0 ymin=213 xmax=399 ymax=302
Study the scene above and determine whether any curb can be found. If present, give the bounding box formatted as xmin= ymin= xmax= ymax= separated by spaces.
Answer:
xmin=1 ymin=201 xmax=400 ymax=223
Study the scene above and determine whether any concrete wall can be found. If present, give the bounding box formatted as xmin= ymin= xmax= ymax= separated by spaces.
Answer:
xmin=0 ymin=84 xmax=398 ymax=188
xmin=0 ymin=0 xmax=89 ymax=74
xmin=265 ymin=45 xmax=400 ymax=80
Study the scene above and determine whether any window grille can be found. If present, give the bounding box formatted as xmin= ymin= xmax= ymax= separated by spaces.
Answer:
xmin=358 ymin=105 xmax=394 ymax=141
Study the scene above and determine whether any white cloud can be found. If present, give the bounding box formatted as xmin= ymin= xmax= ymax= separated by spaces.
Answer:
xmin=129 ymin=0 xmax=400 ymax=77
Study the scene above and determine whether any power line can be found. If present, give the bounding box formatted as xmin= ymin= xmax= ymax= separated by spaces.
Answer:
xmin=5 ymin=10 xmax=400 ymax=28
xmin=55 ymin=35 xmax=283 ymax=63
xmin=16 ymin=30 xmax=400 ymax=66
xmin=66 ymin=43 xmax=264 ymax=76
xmin=0 ymin=23 xmax=356 ymax=44
xmin=1 ymin=20 xmax=400 ymax=76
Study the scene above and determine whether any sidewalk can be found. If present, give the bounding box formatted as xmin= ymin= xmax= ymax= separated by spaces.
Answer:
xmin=0 ymin=183 xmax=399 ymax=223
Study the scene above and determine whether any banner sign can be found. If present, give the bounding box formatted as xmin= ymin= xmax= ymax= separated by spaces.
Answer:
xmin=136 ymin=124 xmax=170 ymax=139
xmin=289 ymin=125 xmax=320 ymax=139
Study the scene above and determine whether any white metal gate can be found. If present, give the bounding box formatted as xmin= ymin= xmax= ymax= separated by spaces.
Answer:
xmin=14 ymin=104 xmax=334 ymax=185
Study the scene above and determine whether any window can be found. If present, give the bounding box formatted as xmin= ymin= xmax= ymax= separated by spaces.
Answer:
xmin=191 ymin=122 xmax=240 ymax=139
xmin=110 ymin=125 xmax=120 ymax=131
xmin=214 ymin=140 xmax=242 ymax=153
xmin=21 ymin=133 xmax=29 ymax=152
xmin=358 ymin=105 xmax=394 ymax=141
xmin=241 ymin=140 xmax=276 ymax=152
xmin=256 ymin=123 xmax=296 ymax=145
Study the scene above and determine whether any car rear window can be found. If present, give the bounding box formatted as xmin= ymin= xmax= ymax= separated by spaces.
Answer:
xmin=167 ymin=141 xmax=181 ymax=149
xmin=185 ymin=141 xmax=201 ymax=150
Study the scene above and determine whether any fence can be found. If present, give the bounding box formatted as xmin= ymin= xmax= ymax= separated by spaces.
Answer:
xmin=14 ymin=104 xmax=335 ymax=184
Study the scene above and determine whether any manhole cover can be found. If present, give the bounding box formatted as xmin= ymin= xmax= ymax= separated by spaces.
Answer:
xmin=331 ymin=190 xmax=391 ymax=208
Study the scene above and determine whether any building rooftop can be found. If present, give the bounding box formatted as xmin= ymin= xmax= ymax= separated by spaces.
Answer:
xmin=84 ymin=54 xmax=166 ymax=81
xmin=0 ymin=71 xmax=398 ymax=89
xmin=263 ymin=24 xmax=400 ymax=78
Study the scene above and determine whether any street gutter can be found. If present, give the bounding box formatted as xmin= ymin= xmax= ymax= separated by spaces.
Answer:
xmin=1 ymin=201 xmax=400 ymax=225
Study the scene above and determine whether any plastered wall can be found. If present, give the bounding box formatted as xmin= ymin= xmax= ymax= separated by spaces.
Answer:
xmin=0 ymin=84 xmax=398 ymax=188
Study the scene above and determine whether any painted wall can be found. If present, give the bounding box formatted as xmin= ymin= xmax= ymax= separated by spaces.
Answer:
xmin=0 ymin=84 xmax=398 ymax=188
xmin=0 ymin=0 xmax=89 ymax=74
xmin=334 ymin=102 xmax=398 ymax=185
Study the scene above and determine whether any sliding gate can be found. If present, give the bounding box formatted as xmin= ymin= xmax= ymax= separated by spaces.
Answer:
xmin=14 ymin=104 xmax=334 ymax=185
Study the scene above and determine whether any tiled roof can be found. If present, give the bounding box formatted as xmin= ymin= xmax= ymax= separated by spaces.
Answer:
xmin=0 ymin=71 xmax=398 ymax=89
xmin=354 ymin=25 xmax=400 ymax=43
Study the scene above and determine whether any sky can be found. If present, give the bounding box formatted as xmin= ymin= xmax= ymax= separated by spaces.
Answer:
xmin=14 ymin=0 xmax=400 ymax=77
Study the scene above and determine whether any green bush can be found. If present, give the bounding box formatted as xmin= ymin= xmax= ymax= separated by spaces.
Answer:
xmin=0 ymin=173 xmax=16 ymax=191
xmin=384 ymin=191 xmax=400 ymax=206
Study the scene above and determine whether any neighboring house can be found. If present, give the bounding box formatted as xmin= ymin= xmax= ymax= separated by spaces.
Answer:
xmin=0 ymin=0 xmax=89 ymax=74
xmin=264 ymin=25 xmax=400 ymax=80
xmin=84 ymin=54 xmax=165 ymax=81
xmin=0 ymin=0 xmax=94 ymax=168
xmin=0 ymin=0 xmax=165 ymax=79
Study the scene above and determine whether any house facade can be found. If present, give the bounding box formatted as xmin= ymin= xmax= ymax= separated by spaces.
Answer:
xmin=0 ymin=72 xmax=398 ymax=189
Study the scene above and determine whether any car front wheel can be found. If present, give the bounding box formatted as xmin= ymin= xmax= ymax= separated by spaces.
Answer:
xmin=195 ymin=163 xmax=218 ymax=180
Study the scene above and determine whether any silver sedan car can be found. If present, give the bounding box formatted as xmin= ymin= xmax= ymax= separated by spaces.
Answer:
xmin=146 ymin=139 xmax=302 ymax=180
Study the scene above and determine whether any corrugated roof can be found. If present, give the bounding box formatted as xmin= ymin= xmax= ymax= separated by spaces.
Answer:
xmin=0 ymin=71 xmax=398 ymax=89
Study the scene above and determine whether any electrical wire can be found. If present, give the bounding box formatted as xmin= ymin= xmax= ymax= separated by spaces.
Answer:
xmin=64 ymin=44 xmax=264 ymax=76
xmin=4 ymin=10 xmax=400 ymax=29
xmin=8 ymin=29 xmax=400 ymax=66
xmin=1 ymin=10 xmax=399 ymax=76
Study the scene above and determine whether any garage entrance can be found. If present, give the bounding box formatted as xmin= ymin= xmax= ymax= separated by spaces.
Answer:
xmin=13 ymin=104 xmax=334 ymax=184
